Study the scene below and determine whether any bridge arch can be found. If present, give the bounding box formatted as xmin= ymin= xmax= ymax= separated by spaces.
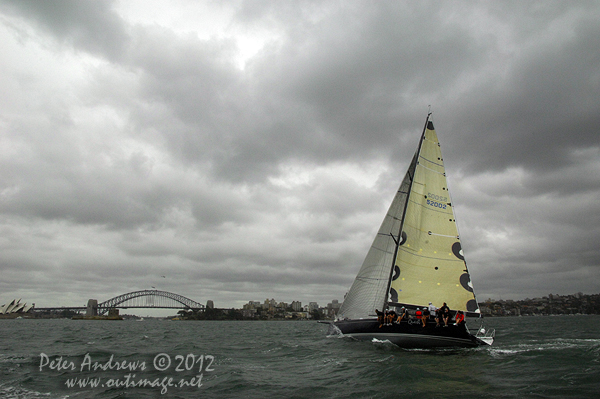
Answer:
xmin=98 ymin=290 xmax=204 ymax=314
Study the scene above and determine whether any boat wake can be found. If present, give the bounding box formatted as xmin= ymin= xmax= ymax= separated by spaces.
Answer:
xmin=489 ymin=338 xmax=600 ymax=357
xmin=371 ymin=338 xmax=396 ymax=347
xmin=325 ymin=323 xmax=344 ymax=338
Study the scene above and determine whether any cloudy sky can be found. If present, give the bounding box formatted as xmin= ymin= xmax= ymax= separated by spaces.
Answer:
xmin=1 ymin=0 xmax=599 ymax=312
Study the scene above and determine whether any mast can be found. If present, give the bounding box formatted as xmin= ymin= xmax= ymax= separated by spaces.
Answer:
xmin=382 ymin=112 xmax=431 ymax=309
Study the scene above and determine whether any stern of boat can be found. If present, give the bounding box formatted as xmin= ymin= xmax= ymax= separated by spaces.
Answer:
xmin=475 ymin=325 xmax=495 ymax=346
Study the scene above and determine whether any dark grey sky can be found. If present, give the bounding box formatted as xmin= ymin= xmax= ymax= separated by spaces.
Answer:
xmin=1 ymin=0 xmax=599 ymax=310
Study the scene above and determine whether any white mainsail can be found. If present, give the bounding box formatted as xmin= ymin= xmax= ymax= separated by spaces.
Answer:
xmin=338 ymin=115 xmax=479 ymax=320
xmin=337 ymin=152 xmax=417 ymax=320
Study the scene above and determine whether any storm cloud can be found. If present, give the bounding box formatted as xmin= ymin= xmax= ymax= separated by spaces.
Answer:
xmin=1 ymin=0 xmax=599 ymax=310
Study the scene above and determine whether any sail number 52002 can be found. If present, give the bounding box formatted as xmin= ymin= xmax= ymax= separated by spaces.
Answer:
xmin=426 ymin=199 xmax=447 ymax=209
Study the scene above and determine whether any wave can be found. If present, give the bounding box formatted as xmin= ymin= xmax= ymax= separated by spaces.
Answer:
xmin=489 ymin=338 xmax=600 ymax=357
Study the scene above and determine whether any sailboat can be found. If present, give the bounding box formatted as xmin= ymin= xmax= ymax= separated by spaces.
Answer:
xmin=329 ymin=113 xmax=494 ymax=348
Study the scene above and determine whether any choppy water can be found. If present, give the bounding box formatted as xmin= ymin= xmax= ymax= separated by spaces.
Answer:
xmin=0 ymin=315 xmax=598 ymax=398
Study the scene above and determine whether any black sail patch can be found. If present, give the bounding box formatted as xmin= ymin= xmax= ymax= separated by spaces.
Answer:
xmin=399 ymin=231 xmax=407 ymax=245
xmin=466 ymin=299 xmax=478 ymax=312
xmin=452 ymin=242 xmax=464 ymax=260
xmin=392 ymin=265 xmax=400 ymax=281
xmin=389 ymin=288 xmax=398 ymax=303
xmin=459 ymin=273 xmax=473 ymax=293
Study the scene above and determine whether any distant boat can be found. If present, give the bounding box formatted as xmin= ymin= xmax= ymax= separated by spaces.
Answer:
xmin=329 ymin=113 xmax=494 ymax=348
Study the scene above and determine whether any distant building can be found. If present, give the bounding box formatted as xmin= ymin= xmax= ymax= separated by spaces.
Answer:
xmin=265 ymin=298 xmax=276 ymax=313
xmin=206 ymin=300 xmax=214 ymax=309
xmin=243 ymin=301 xmax=263 ymax=311
xmin=326 ymin=300 xmax=341 ymax=317
xmin=241 ymin=308 xmax=257 ymax=318
xmin=0 ymin=299 xmax=34 ymax=315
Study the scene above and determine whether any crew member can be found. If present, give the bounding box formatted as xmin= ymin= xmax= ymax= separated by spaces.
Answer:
xmin=455 ymin=310 xmax=465 ymax=325
xmin=421 ymin=307 xmax=430 ymax=327
xmin=396 ymin=307 xmax=408 ymax=323
xmin=439 ymin=302 xmax=450 ymax=327
xmin=376 ymin=309 xmax=384 ymax=328
xmin=428 ymin=302 xmax=438 ymax=317
xmin=388 ymin=310 xmax=396 ymax=326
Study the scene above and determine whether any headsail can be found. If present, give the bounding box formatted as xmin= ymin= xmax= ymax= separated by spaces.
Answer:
xmin=338 ymin=115 xmax=480 ymax=320
xmin=389 ymin=118 xmax=479 ymax=313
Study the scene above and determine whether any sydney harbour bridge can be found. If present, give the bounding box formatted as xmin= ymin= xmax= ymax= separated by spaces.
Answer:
xmin=34 ymin=290 xmax=206 ymax=315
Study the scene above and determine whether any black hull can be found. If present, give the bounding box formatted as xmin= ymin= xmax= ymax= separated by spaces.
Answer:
xmin=330 ymin=318 xmax=488 ymax=348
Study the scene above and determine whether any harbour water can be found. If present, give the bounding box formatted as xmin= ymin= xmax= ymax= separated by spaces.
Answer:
xmin=1 ymin=315 xmax=598 ymax=398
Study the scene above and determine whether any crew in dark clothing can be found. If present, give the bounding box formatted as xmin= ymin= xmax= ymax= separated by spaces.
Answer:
xmin=387 ymin=310 xmax=396 ymax=326
xmin=421 ymin=307 xmax=430 ymax=327
xmin=396 ymin=307 xmax=408 ymax=323
xmin=376 ymin=309 xmax=384 ymax=328
xmin=439 ymin=302 xmax=450 ymax=327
